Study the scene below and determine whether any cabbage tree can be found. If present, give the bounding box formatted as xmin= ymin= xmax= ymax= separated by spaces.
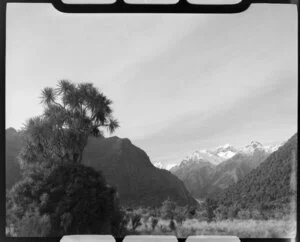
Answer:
xmin=19 ymin=80 xmax=119 ymax=166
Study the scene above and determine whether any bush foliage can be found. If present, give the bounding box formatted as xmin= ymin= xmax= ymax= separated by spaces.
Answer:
xmin=7 ymin=163 xmax=124 ymax=236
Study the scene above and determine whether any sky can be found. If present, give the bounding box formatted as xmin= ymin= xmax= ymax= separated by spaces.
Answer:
xmin=6 ymin=3 xmax=298 ymax=165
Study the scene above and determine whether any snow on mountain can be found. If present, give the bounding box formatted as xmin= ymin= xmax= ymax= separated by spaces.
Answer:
xmin=264 ymin=144 xmax=282 ymax=153
xmin=217 ymin=150 xmax=236 ymax=159
xmin=153 ymin=161 xmax=177 ymax=170
xmin=179 ymin=141 xmax=282 ymax=167
xmin=153 ymin=161 xmax=164 ymax=169
xmin=184 ymin=144 xmax=238 ymax=165
xmin=242 ymin=141 xmax=282 ymax=155
xmin=171 ymin=140 xmax=284 ymax=198
xmin=212 ymin=144 xmax=238 ymax=159
xmin=166 ymin=163 xmax=178 ymax=170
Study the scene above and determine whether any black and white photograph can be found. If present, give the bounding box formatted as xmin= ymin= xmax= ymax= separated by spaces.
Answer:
xmin=5 ymin=3 xmax=297 ymax=238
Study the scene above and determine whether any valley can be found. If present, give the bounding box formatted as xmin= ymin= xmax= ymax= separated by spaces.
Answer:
xmin=5 ymin=128 xmax=297 ymax=238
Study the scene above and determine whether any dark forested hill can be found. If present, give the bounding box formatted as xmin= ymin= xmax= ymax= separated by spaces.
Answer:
xmin=83 ymin=136 xmax=197 ymax=207
xmin=218 ymin=133 xmax=297 ymax=210
xmin=204 ymin=149 xmax=269 ymax=197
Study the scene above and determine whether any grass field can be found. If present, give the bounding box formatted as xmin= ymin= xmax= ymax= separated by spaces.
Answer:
xmin=127 ymin=217 xmax=296 ymax=238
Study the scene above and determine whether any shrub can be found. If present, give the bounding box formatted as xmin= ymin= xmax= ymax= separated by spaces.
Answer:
xmin=149 ymin=208 xmax=159 ymax=217
xmin=187 ymin=206 xmax=197 ymax=219
xmin=273 ymin=209 xmax=285 ymax=220
xmin=131 ymin=214 xmax=142 ymax=231
xmin=214 ymin=205 xmax=228 ymax=221
xmin=174 ymin=206 xmax=186 ymax=225
xmin=237 ymin=209 xmax=251 ymax=220
xmin=14 ymin=209 xmax=51 ymax=237
xmin=169 ymin=219 xmax=176 ymax=231
xmin=151 ymin=217 xmax=159 ymax=230
xmin=8 ymin=163 xmax=123 ymax=236
xmin=251 ymin=209 xmax=262 ymax=220
xmin=161 ymin=198 xmax=176 ymax=220
xmin=205 ymin=198 xmax=218 ymax=222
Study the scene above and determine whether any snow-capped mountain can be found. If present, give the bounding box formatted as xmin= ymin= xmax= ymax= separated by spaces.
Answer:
xmin=242 ymin=141 xmax=264 ymax=154
xmin=153 ymin=161 xmax=177 ymax=170
xmin=242 ymin=141 xmax=282 ymax=154
xmin=184 ymin=144 xmax=238 ymax=166
xmin=182 ymin=141 xmax=282 ymax=167
xmin=211 ymin=144 xmax=238 ymax=159
xmin=170 ymin=140 xmax=283 ymax=198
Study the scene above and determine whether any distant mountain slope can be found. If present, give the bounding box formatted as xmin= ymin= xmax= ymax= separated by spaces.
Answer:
xmin=81 ymin=136 xmax=198 ymax=207
xmin=171 ymin=141 xmax=278 ymax=198
xmin=218 ymin=133 xmax=297 ymax=208
xmin=170 ymin=160 xmax=216 ymax=198
xmin=205 ymin=147 xmax=270 ymax=195
xmin=5 ymin=128 xmax=23 ymax=189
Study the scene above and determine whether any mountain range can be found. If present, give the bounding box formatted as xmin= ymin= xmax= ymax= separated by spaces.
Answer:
xmin=170 ymin=141 xmax=282 ymax=198
xmin=5 ymin=128 xmax=197 ymax=207
xmin=5 ymin=127 xmax=294 ymax=209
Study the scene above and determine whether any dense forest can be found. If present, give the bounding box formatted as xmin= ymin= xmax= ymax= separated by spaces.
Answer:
xmin=216 ymin=133 xmax=297 ymax=219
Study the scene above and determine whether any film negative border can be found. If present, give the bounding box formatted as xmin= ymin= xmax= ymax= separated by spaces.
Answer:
xmin=0 ymin=1 xmax=298 ymax=242
xmin=1 ymin=0 xmax=298 ymax=13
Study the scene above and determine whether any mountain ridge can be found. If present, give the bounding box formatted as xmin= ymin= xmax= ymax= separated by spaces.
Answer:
xmin=170 ymin=141 xmax=281 ymax=171
xmin=82 ymin=136 xmax=198 ymax=207
xmin=170 ymin=141 xmax=282 ymax=198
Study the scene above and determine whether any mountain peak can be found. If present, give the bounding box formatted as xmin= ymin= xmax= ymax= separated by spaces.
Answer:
xmin=211 ymin=144 xmax=238 ymax=160
xmin=182 ymin=144 xmax=238 ymax=166
xmin=249 ymin=140 xmax=263 ymax=147
xmin=212 ymin=144 xmax=236 ymax=153
xmin=180 ymin=139 xmax=283 ymax=168
xmin=243 ymin=140 xmax=265 ymax=154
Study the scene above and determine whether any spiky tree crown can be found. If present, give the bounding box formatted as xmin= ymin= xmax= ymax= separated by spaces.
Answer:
xmin=20 ymin=80 xmax=119 ymax=166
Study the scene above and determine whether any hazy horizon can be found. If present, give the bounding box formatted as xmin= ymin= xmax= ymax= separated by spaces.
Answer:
xmin=6 ymin=3 xmax=297 ymax=165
